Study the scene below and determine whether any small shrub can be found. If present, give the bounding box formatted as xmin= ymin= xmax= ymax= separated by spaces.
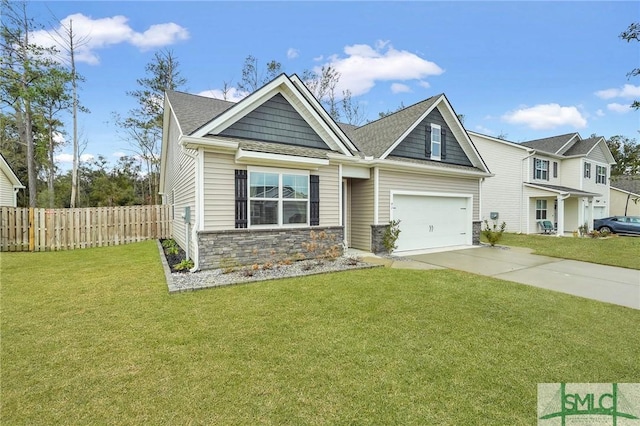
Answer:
xmin=240 ymin=267 xmax=254 ymax=278
xmin=162 ymin=239 xmax=179 ymax=255
xmin=578 ymin=222 xmax=589 ymax=237
xmin=599 ymin=228 xmax=610 ymax=238
xmin=173 ymin=259 xmax=194 ymax=271
xmin=262 ymin=261 xmax=273 ymax=270
xmin=482 ymin=220 xmax=507 ymax=247
xmin=302 ymin=230 xmax=340 ymax=262
xmin=382 ymin=220 xmax=401 ymax=253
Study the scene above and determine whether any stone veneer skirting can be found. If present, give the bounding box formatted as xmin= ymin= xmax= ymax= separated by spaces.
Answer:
xmin=197 ymin=226 xmax=344 ymax=270
xmin=371 ymin=221 xmax=482 ymax=254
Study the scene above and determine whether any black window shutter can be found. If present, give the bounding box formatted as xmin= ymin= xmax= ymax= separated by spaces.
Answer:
xmin=441 ymin=128 xmax=447 ymax=160
xmin=425 ymin=125 xmax=432 ymax=157
xmin=310 ymin=175 xmax=320 ymax=226
xmin=235 ymin=170 xmax=247 ymax=228
xmin=533 ymin=158 xmax=537 ymax=179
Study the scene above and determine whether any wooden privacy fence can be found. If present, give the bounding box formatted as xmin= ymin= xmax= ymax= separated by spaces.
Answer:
xmin=0 ymin=205 xmax=172 ymax=252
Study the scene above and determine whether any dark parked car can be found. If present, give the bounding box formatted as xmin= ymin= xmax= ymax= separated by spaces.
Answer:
xmin=593 ymin=216 xmax=640 ymax=235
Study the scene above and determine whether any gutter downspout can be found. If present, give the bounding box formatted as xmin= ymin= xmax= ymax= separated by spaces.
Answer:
xmin=179 ymin=145 xmax=200 ymax=272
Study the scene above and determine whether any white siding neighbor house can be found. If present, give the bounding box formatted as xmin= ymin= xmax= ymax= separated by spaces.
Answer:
xmin=0 ymin=153 xmax=24 ymax=207
xmin=469 ymin=131 xmax=616 ymax=235
xmin=160 ymin=73 xmax=491 ymax=270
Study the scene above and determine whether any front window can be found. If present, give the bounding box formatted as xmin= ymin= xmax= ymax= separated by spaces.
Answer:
xmin=249 ymin=170 xmax=308 ymax=227
xmin=536 ymin=200 xmax=547 ymax=220
xmin=534 ymin=158 xmax=549 ymax=180
xmin=431 ymin=124 xmax=441 ymax=161
xmin=596 ymin=165 xmax=607 ymax=184
xmin=584 ymin=162 xmax=591 ymax=178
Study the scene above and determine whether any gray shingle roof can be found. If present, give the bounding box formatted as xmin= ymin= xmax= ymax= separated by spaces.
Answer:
xmin=165 ymin=90 xmax=234 ymax=135
xmin=203 ymin=136 xmax=332 ymax=159
xmin=346 ymin=95 xmax=441 ymax=158
xmin=520 ymin=133 xmax=578 ymax=154
xmin=526 ymin=183 xmax=600 ymax=197
xmin=563 ymin=137 xmax=601 ymax=156
xmin=611 ymin=175 xmax=640 ymax=195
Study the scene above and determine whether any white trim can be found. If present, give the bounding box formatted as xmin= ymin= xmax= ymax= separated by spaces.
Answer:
xmin=246 ymin=166 xmax=311 ymax=229
xmin=235 ymin=148 xmax=328 ymax=169
xmin=373 ymin=167 xmax=379 ymax=225
xmin=338 ymin=164 xmax=343 ymax=230
xmin=180 ymin=135 xmax=239 ymax=152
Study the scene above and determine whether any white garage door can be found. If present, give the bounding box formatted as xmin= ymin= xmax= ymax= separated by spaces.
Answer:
xmin=392 ymin=194 xmax=471 ymax=252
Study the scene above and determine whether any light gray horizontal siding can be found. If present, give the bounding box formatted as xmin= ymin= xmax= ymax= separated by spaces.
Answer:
xmin=349 ymin=177 xmax=374 ymax=250
xmin=219 ymin=93 xmax=330 ymax=150
xmin=0 ymin=171 xmax=15 ymax=206
xmin=378 ymin=169 xmax=480 ymax=223
xmin=391 ymin=108 xmax=473 ymax=166
xmin=317 ymin=165 xmax=340 ymax=226
xmin=203 ymin=152 xmax=238 ymax=231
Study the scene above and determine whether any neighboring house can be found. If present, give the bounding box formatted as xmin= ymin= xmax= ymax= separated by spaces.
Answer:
xmin=0 ymin=153 xmax=24 ymax=207
xmin=160 ymin=73 xmax=491 ymax=270
xmin=610 ymin=176 xmax=640 ymax=216
xmin=468 ymin=132 xmax=615 ymax=235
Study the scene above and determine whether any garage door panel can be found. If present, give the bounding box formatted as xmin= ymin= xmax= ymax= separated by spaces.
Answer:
xmin=393 ymin=194 xmax=470 ymax=251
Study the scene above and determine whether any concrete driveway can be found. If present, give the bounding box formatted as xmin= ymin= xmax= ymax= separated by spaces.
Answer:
xmin=402 ymin=246 xmax=640 ymax=310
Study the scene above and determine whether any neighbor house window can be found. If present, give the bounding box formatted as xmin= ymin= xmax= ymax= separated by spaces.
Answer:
xmin=430 ymin=123 xmax=441 ymax=161
xmin=536 ymin=200 xmax=547 ymax=220
xmin=534 ymin=158 xmax=549 ymax=180
xmin=596 ymin=165 xmax=607 ymax=184
xmin=584 ymin=162 xmax=591 ymax=178
xmin=553 ymin=162 xmax=558 ymax=178
xmin=249 ymin=170 xmax=308 ymax=227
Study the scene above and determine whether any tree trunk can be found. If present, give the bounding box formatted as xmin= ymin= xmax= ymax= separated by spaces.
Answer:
xmin=69 ymin=19 xmax=79 ymax=208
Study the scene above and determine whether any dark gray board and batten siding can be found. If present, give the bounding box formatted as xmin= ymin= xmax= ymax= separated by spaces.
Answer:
xmin=390 ymin=108 xmax=473 ymax=167
xmin=217 ymin=93 xmax=330 ymax=150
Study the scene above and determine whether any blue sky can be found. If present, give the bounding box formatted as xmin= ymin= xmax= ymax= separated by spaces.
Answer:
xmin=26 ymin=1 xmax=640 ymax=170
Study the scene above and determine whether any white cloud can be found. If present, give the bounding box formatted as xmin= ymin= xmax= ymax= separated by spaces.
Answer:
xmin=53 ymin=132 xmax=66 ymax=144
xmin=596 ymin=109 xmax=605 ymax=117
xmin=112 ymin=151 xmax=127 ymax=158
xmin=607 ymin=103 xmax=632 ymax=113
xmin=474 ymin=125 xmax=495 ymax=135
xmin=198 ymin=88 xmax=248 ymax=103
xmin=502 ymin=103 xmax=587 ymax=130
xmin=312 ymin=41 xmax=444 ymax=98
xmin=391 ymin=83 xmax=411 ymax=94
xmin=595 ymin=84 xmax=640 ymax=100
xmin=287 ymin=48 xmax=299 ymax=59
xmin=30 ymin=13 xmax=189 ymax=65
xmin=418 ymin=80 xmax=431 ymax=89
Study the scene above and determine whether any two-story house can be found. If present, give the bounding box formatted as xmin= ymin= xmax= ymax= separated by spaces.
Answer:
xmin=468 ymin=132 xmax=615 ymax=235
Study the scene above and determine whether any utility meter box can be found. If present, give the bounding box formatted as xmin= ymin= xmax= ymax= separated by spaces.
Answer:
xmin=490 ymin=212 xmax=499 ymax=220
xmin=183 ymin=206 xmax=191 ymax=224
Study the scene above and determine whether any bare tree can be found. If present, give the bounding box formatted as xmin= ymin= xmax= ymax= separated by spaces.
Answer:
xmin=48 ymin=18 xmax=90 ymax=207
xmin=620 ymin=23 xmax=640 ymax=109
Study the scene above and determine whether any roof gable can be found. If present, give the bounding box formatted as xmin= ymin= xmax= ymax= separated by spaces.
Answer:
xmin=191 ymin=74 xmax=353 ymax=156
xmin=348 ymin=94 xmax=488 ymax=171
xmin=0 ymin=153 xmax=24 ymax=188
xmin=521 ymin=133 xmax=579 ymax=154
xmin=347 ymin=96 xmax=440 ymax=158
xmin=218 ymin=93 xmax=330 ymax=150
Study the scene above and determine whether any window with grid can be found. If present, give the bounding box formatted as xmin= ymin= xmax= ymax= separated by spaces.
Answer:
xmin=534 ymin=159 xmax=549 ymax=180
xmin=596 ymin=165 xmax=607 ymax=184
xmin=584 ymin=162 xmax=591 ymax=178
xmin=249 ymin=170 xmax=309 ymax=227
xmin=535 ymin=199 xmax=547 ymax=220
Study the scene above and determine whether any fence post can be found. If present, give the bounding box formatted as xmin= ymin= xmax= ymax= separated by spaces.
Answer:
xmin=29 ymin=207 xmax=35 ymax=252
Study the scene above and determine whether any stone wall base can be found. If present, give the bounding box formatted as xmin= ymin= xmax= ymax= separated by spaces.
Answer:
xmin=197 ymin=226 xmax=344 ymax=270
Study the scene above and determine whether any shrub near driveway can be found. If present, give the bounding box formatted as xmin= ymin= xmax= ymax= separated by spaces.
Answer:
xmin=492 ymin=233 xmax=640 ymax=269
xmin=2 ymin=241 xmax=639 ymax=424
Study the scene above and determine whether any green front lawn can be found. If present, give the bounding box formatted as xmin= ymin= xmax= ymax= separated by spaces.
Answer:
xmin=2 ymin=241 xmax=638 ymax=424
xmin=492 ymin=233 xmax=640 ymax=269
